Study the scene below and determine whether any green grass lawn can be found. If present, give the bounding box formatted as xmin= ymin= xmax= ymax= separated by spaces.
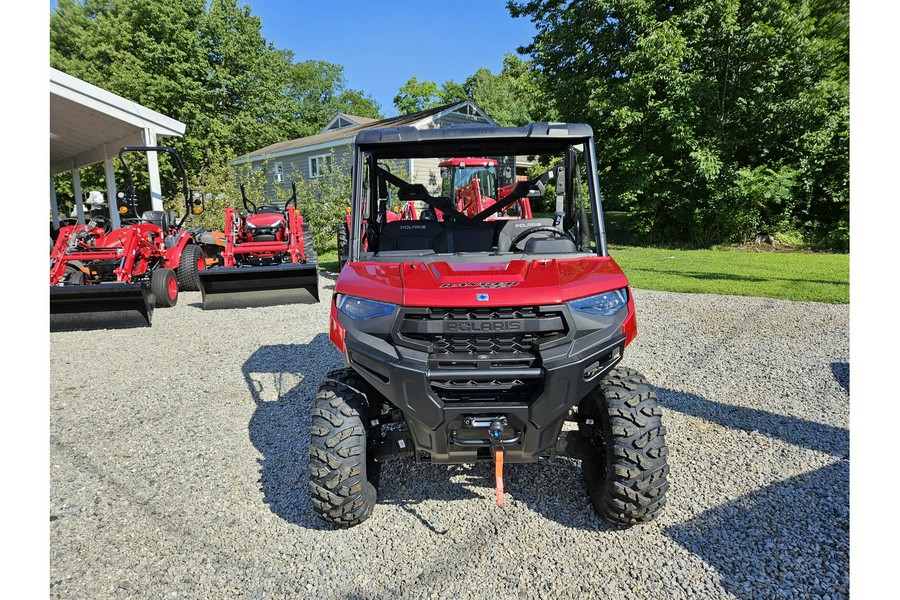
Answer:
xmin=608 ymin=245 xmax=849 ymax=303
xmin=314 ymin=241 xmax=849 ymax=304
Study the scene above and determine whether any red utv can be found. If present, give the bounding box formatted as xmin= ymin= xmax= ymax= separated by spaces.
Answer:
xmin=309 ymin=123 xmax=669 ymax=527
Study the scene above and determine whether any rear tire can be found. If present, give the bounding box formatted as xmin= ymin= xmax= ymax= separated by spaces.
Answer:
xmin=578 ymin=367 xmax=669 ymax=524
xmin=177 ymin=244 xmax=204 ymax=292
xmin=150 ymin=267 xmax=178 ymax=308
xmin=301 ymin=222 xmax=317 ymax=264
xmin=337 ymin=222 xmax=349 ymax=269
xmin=308 ymin=368 xmax=378 ymax=527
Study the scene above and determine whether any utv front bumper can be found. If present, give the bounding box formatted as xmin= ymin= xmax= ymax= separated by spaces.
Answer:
xmin=339 ymin=303 xmax=628 ymax=463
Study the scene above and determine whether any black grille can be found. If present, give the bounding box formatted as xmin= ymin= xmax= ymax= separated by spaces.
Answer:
xmin=398 ymin=306 xmax=567 ymax=403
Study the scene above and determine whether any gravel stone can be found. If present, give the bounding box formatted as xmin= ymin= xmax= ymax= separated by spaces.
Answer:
xmin=50 ymin=277 xmax=849 ymax=599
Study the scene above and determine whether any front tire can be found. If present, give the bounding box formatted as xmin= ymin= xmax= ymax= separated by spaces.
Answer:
xmin=177 ymin=244 xmax=204 ymax=292
xmin=308 ymin=368 xmax=378 ymax=527
xmin=579 ymin=367 xmax=669 ymax=524
xmin=150 ymin=267 xmax=178 ymax=308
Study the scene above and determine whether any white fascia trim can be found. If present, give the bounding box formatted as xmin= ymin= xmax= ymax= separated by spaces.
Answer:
xmin=322 ymin=113 xmax=360 ymax=132
xmin=229 ymin=137 xmax=354 ymax=166
xmin=414 ymin=101 xmax=497 ymax=129
xmin=50 ymin=68 xmax=186 ymax=137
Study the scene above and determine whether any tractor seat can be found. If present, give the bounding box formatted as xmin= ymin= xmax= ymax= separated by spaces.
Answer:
xmin=141 ymin=210 xmax=170 ymax=233
xmin=257 ymin=204 xmax=283 ymax=214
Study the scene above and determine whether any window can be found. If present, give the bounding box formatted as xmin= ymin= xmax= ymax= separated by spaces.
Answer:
xmin=309 ymin=154 xmax=333 ymax=178
xmin=274 ymin=162 xmax=284 ymax=183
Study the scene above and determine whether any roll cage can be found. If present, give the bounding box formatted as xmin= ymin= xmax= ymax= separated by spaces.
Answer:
xmin=347 ymin=123 xmax=609 ymax=263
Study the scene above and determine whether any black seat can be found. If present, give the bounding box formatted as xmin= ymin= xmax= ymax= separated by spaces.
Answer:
xmin=433 ymin=224 xmax=496 ymax=253
xmin=523 ymin=237 xmax=577 ymax=254
xmin=494 ymin=218 xmax=555 ymax=252
xmin=379 ymin=220 xmax=445 ymax=252
xmin=141 ymin=210 xmax=170 ymax=233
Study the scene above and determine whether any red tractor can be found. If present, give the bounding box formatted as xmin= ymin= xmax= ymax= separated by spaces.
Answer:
xmin=49 ymin=146 xmax=206 ymax=331
xmin=439 ymin=157 xmax=534 ymax=220
xmin=197 ymin=182 xmax=319 ymax=309
xmin=309 ymin=123 xmax=668 ymax=528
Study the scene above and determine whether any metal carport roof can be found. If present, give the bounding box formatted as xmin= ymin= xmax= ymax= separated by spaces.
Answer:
xmin=49 ymin=68 xmax=186 ymax=228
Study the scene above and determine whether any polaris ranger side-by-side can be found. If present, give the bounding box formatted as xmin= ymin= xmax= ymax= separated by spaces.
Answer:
xmin=310 ymin=123 xmax=669 ymax=527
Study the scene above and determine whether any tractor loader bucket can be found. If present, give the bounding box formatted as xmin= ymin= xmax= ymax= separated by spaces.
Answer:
xmin=50 ymin=283 xmax=154 ymax=332
xmin=197 ymin=263 xmax=320 ymax=310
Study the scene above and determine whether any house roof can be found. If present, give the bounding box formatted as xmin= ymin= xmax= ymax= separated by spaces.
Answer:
xmin=322 ymin=112 xmax=379 ymax=132
xmin=230 ymin=101 xmax=495 ymax=165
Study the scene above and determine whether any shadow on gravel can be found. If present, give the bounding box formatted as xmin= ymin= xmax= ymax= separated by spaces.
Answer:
xmin=657 ymin=387 xmax=849 ymax=599
xmin=375 ymin=455 xmax=620 ymax=534
xmin=831 ymin=362 xmax=849 ymax=393
xmin=665 ymin=461 xmax=849 ymax=600
xmin=243 ymin=334 xmax=343 ymax=529
xmin=657 ymin=388 xmax=848 ymax=458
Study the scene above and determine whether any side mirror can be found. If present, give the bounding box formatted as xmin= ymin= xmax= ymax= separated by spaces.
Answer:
xmin=440 ymin=167 xmax=449 ymax=180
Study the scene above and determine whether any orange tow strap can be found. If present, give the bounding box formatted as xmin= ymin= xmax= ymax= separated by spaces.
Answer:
xmin=495 ymin=447 xmax=505 ymax=506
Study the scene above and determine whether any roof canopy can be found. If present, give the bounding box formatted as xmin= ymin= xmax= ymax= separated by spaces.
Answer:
xmin=49 ymin=68 xmax=186 ymax=175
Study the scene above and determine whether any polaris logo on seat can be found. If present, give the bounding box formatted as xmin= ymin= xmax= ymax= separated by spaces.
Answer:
xmin=399 ymin=224 xmax=427 ymax=230
xmin=446 ymin=321 xmax=523 ymax=332
xmin=513 ymin=222 xmax=545 ymax=228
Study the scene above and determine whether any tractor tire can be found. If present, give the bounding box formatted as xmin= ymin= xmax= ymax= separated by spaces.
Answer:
xmin=65 ymin=268 xmax=84 ymax=285
xmin=337 ymin=222 xmax=349 ymax=269
xmin=301 ymin=223 xmax=317 ymax=264
xmin=308 ymin=368 xmax=379 ymax=527
xmin=578 ymin=367 xmax=669 ymax=525
xmin=150 ymin=267 xmax=178 ymax=308
xmin=177 ymin=244 xmax=204 ymax=292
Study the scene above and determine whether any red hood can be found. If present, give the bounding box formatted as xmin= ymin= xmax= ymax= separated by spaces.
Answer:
xmin=335 ymin=257 xmax=630 ymax=307
xmin=247 ymin=213 xmax=285 ymax=227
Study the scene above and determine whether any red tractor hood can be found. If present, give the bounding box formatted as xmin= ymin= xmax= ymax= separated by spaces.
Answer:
xmin=335 ymin=257 xmax=630 ymax=307
xmin=247 ymin=213 xmax=285 ymax=227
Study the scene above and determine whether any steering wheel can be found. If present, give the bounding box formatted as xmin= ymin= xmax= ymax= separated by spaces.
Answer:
xmin=87 ymin=215 xmax=109 ymax=229
xmin=509 ymin=226 xmax=569 ymax=251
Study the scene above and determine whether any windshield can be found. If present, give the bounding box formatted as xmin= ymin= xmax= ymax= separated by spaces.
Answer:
xmin=453 ymin=166 xmax=497 ymax=199
xmin=351 ymin=140 xmax=601 ymax=262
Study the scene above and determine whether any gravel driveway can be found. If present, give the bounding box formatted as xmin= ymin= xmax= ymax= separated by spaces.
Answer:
xmin=50 ymin=273 xmax=849 ymax=599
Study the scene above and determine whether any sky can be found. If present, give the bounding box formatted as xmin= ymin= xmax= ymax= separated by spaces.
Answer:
xmin=250 ymin=0 xmax=537 ymax=117
xmin=48 ymin=0 xmax=539 ymax=118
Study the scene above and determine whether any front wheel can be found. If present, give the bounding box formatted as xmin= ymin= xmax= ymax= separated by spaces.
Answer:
xmin=150 ymin=267 xmax=178 ymax=308
xmin=177 ymin=244 xmax=204 ymax=292
xmin=579 ymin=367 xmax=669 ymax=524
xmin=308 ymin=368 xmax=379 ymax=527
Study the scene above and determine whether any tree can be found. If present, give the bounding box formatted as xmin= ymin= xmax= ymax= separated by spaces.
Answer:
xmin=393 ymin=77 xmax=443 ymax=114
xmin=464 ymin=54 xmax=549 ymax=126
xmin=509 ymin=0 xmax=849 ymax=250
xmin=50 ymin=0 xmax=379 ymax=217
xmin=286 ymin=60 xmax=381 ymax=138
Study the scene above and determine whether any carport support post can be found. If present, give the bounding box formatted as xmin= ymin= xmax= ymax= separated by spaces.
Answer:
xmin=104 ymin=157 xmax=120 ymax=229
xmin=50 ymin=174 xmax=60 ymax=229
xmin=71 ymin=168 xmax=85 ymax=224
xmin=143 ymin=128 xmax=164 ymax=211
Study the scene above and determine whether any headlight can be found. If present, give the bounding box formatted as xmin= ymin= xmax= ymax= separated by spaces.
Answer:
xmin=336 ymin=294 xmax=396 ymax=320
xmin=568 ymin=288 xmax=628 ymax=316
